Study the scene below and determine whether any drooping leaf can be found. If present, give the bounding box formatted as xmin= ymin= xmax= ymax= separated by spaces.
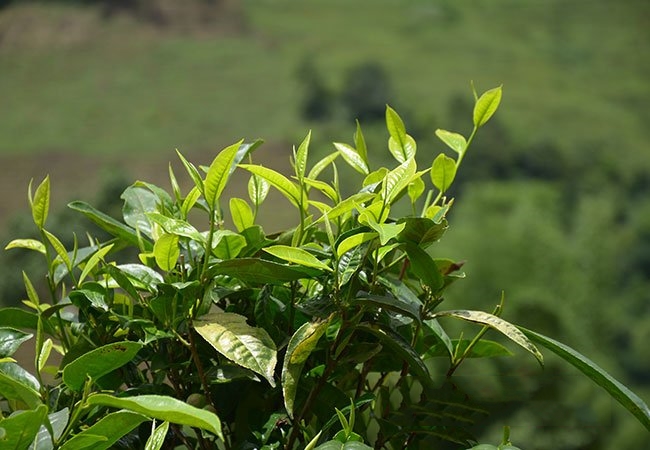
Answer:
xmin=426 ymin=339 xmax=513 ymax=359
xmin=435 ymin=129 xmax=467 ymax=156
xmin=424 ymin=319 xmax=454 ymax=358
xmin=263 ymin=245 xmax=332 ymax=272
xmin=248 ymin=174 xmax=270 ymax=206
xmin=282 ymin=320 xmax=330 ymax=417
xmin=62 ymin=341 xmax=144 ymax=391
xmin=353 ymin=292 xmax=421 ymax=323
xmin=434 ymin=310 xmax=543 ymax=365
xmin=58 ymin=410 xmax=149 ymax=450
xmin=333 ymin=142 xmax=369 ymax=175
xmin=473 ymin=85 xmax=502 ymax=127
xmin=78 ymin=243 xmax=114 ymax=285
xmin=303 ymin=178 xmax=338 ymax=202
xmin=194 ymin=312 xmax=277 ymax=387
xmin=205 ymin=140 xmax=244 ymax=210
xmin=0 ymin=328 xmax=33 ymax=358
xmin=153 ymin=233 xmax=180 ymax=272
xmin=229 ymin=198 xmax=254 ymax=232
xmin=520 ymin=327 xmax=650 ymax=431
xmin=0 ymin=404 xmax=47 ymax=449
xmin=4 ymin=239 xmax=46 ymax=254
xmin=68 ymin=201 xmax=147 ymax=250
xmin=87 ymin=394 xmax=223 ymax=439
xmin=29 ymin=176 xmax=50 ymax=229
xmin=240 ymin=164 xmax=304 ymax=209
xmin=431 ymin=153 xmax=457 ymax=193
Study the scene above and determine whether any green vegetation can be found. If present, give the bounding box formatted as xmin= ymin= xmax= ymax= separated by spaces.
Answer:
xmin=0 ymin=0 xmax=648 ymax=448
xmin=1 ymin=87 xmax=648 ymax=449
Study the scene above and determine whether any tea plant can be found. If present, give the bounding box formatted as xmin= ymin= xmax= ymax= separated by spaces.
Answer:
xmin=1 ymin=85 xmax=648 ymax=449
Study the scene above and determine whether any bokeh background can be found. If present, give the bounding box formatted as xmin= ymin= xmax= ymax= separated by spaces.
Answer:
xmin=0 ymin=0 xmax=648 ymax=448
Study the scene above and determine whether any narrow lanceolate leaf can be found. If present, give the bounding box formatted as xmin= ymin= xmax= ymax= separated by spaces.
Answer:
xmin=263 ymin=245 xmax=332 ymax=272
xmin=240 ymin=164 xmax=303 ymax=209
xmin=431 ymin=153 xmax=457 ymax=193
xmin=194 ymin=312 xmax=277 ymax=387
xmin=29 ymin=176 xmax=50 ymax=229
xmin=0 ymin=404 xmax=47 ymax=449
xmin=4 ymin=239 xmax=46 ymax=254
xmin=181 ymin=186 xmax=202 ymax=218
xmin=78 ymin=243 xmax=114 ymax=285
xmin=520 ymin=327 xmax=650 ymax=431
xmin=58 ymin=410 xmax=150 ymax=450
xmin=403 ymin=243 xmax=443 ymax=291
xmin=153 ymin=233 xmax=180 ymax=272
xmin=433 ymin=310 xmax=543 ymax=365
xmin=308 ymin=152 xmax=339 ymax=180
xmin=205 ymin=140 xmax=244 ymax=210
xmin=44 ymin=229 xmax=72 ymax=271
xmin=87 ymin=394 xmax=223 ymax=439
xmin=145 ymin=421 xmax=170 ymax=450
xmin=176 ymin=149 xmax=204 ymax=193
xmin=303 ymin=178 xmax=338 ymax=202
xmin=386 ymin=106 xmax=416 ymax=163
xmin=208 ymin=258 xmax=323 ymax=284
xmin=473 ymin=85 xmax=503 ymax=127
xmin=63 ymin=341 xmax=143 ymax=391
xmin=282 ymin=320 xmax=330 ymax=417
xmin=68 ymin=201 xmax=146 ymax=249
xmin=229 ymin=197 xmax=254 ymax=232
xmin=435 ymin=129 xmax=467 ymax=156
xmin=354 ymin=119 xmax=369 ymax=167
xmin=294 ymin=131 xmax=311 ymax=180
xmin=333 ymin=142 xmax=369 ymax=175
xmin=336 ymin=232 xmax=377 ymax=258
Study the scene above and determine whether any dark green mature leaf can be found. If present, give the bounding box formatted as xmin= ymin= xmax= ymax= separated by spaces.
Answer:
xmin=0 ymin=308 xmax=39 ymax=330
xmin=0 ymin=370 xmax=41 ymax=409
xmin=63 ymin=341 xmax=143 ymax=391
xmin=0 ymin=404 xmax=47 ymax=450
xmin=396 ymin=217 xmax=448 ymax=248
xmin=315 ymin=442 xmax=373 ymax=450
xmin=435 ymin=129 xmax=467 ymax=156
xmin=69 ymin=201 xmax=149 ymax=250
xmin=205 ymin=140 xmax=244 ymax=210
xmin=356 ymin=324 xmax=435 ymax=391
xmin=425 ymin=339 xmax=513 ymax=359
xmin=194 ymin=312 xmax=277 ymax=387
xmin=1 ymin=362 xmax=39 ymax=391
xmin=0 ymin=328 xmax=33 ymax=358
xmin=282 ymin=320 xmax=330 ymax=417
xmin=521 ymin=327 xmax=650 ymax=431
xmin=434 ymin=310 xmax=543 ymax=364
xmin=58 ymin=410 xmax=149 ymax=450
xmin=87 ymin=394 xmax=223 ymax=439
xmin=207 ymin=258 xmax=323 ymax=284
xmin=354 ymin=292 xmax=421 ymax=323
xmin=403 ymin=244 xmax=444 ymax=291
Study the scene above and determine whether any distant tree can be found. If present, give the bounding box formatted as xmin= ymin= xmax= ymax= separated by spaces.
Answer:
xmin=341 ymin=61 xmax=392 ymax=122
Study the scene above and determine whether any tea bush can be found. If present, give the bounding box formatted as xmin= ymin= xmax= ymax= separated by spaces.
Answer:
xmin=0 ymin=85 xmax=648 ymax=449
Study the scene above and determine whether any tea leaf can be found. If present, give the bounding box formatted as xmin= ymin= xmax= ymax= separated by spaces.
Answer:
xmin=0 ymin=404 xmax=47 ymax=449
xmin=29 ymin=176 xmax=50 ymax=229
xmin=263 ymin=245 xmax=332 ymax=272
xmin=4 ymin=239 xmax=46 ymax=254
xmin=240 ymin=164 xmax=303 ymax=209
xmin=205 ymin=140 xmax=244 ymax=210
xmin=334 ymin=142 xmax=369 ymax=175
xmin=229 ymin=198 xmax=254 ymax=232
xmin=431 ymin=154 xmax=457 ymax=193
xmin=473 ymin=85 xmax=502 ymax=127
xmin=58 ymin=410 xmax=150 ymax=450
xmin=153 ymin=233 xmax=180 ymax=272
xmin=435 ymin=129 xmax=467 ymax=156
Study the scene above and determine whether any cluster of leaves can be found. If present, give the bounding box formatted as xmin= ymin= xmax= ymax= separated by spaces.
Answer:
xmin=1 ymin=85 xmax=648 ymax=450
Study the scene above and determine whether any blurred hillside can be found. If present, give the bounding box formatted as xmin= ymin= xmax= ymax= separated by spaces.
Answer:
xmin=0 ymin=1 xmax=648 ymax=449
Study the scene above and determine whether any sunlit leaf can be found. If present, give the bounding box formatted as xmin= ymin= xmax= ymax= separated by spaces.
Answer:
xmin=240 ymin=164 xmax=303 ymax=209
xmin=0 ymin=404 xmax=47 ymax=449
xmin=207 ymin=258 xmax=322 ymax=284
xmin=336 ymin=232 xmax=377 ymax=258
xmin=4 ymin=239 xmax=46 ymax=254
xmin=78 ymin=243 xmax=114 ymax=285
xmin=333 ymin=142 xmax=369 ymax=175
xmin=194 ymin=312 xmax=277 ymax=387
xmin=248 ymin=174 xmax=270 ymax=206
xmin=146 ymin=212 xmax=204 ymax=242
xmin=212 ymin=230 xmax=247 ymax=259
xmin=69 ymin=201 xmax=147 ymax=250
xmin=29 ymin=176 xmax=50 ymax=229
xmin=153 ymin=233 xmax=180 ymax=272
xmin=263 ymin=245 xmax=332 ymax=272
xmin=229 ymin=198 xmax=254 ymax=232
xmin=382 ymin=158 xmax=417 ymax=204
xmin=431 ymin=153 xmax=457 ymax=193
xmin=205 ymin=140 xmax=244 ymax=210
xmin=294 ymin=131 xmax=311 ymax=180
xmin=58 ymin=410 xmax=149 ymax=450
xmin=473 ymin=85 xmax=502 ymax=127
xmin=0 ymin=327 xmax=33 ymax=358
xmin=144 ymin=420 xmax=170 ymax=450
xmin=435 ymin=129 xmax=467 ymax=156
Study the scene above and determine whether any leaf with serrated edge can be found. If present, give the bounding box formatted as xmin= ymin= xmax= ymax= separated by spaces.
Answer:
xmin=195 ymin=312 xmax=277 ymax=387
xmin=434 ymin=310 xmax=543 ymax=364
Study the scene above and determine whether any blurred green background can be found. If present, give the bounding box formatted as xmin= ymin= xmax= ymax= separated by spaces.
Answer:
xmin=0 ymin=0 xmax=648 ymax=448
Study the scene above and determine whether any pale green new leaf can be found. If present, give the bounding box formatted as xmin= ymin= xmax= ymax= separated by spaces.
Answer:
xmin=248 ymin=174 xmax=270 ymax=206
xmin=354 ymin=119 xmax=369 ymax=166
xmin=63 ymin=341 xmax=144 ymax=391
xmin=308 ymin=152 xmax=339 ymax=180
xmin=153 ymin=233 xmax=180 ymax=272
xmin=431 ymin=154 xmax=457 ymax=193
xmin=263 ymin=245 xmax=332 ymax=272
xmin=146 ymin=212 xmax=204 ymax=242
xmin=408 ymin=177 xmax=425 ymax=205
xmin=473 ymin=85 xmax=503 ymax=127
xmin=282 ymin=320 xmax=330 ymax=417
xmin=240 ymin=164 xmax=303 ymax=209
xmin=29 ymin=176 xmax=50 ymax=230
xmin=386 ymin=105 xmax=416 ymax=162
xmin=382 ymin=157 xmax=417 ymax=204
xmin=194 ymin=312 xmax=277 ymax=387
xmin=78 ymin=244 xmax=114 ymax=285
xmin=43 ymin=229 xmax=72 ymax=271
xmin=333 ymin=142 xmax=369 ymax=175
xmin=336 ymin=232 xmax=377 ymax=258
xmin=435 ymin=129 xmax=467 ymax=156
xmin=4 ymin=239 xmax=46 ymax=254
xmin=229 ymin=197 xmax=254 ymax=232
xmin=87 ymin=394 xmax=223 ymax=439
xmin=205 ymin=140 xmax=244 ymax=210
xmin=520 ymin=327 xmax=650 ymax=431
xmin=0 ymin=404 xmax=47 ymax=450
xmin=22 ymin=271 xmax=40 ymax=306
xmin=434 ymin=310 xmax=543 ymax=364
xmin=145 ymin=421 xmax=170 ymax=450
xmin=181 ymin=186 xmax=201 ymax=218
xmin=303 ymin=178 xmax=338 ymax=202
xmin=294 ymin=131 xmax=311 ymax=180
